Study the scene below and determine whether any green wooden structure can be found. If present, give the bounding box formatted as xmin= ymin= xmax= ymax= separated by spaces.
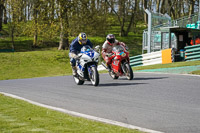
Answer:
xmin=143 ymin=9 xmax=200 ymax=54
xmin=185 ymin=45 xmax=200 ymax=61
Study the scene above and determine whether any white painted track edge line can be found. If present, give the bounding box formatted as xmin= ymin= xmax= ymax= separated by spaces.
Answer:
xmin=0 ymin=92 xmax=164 ymax=133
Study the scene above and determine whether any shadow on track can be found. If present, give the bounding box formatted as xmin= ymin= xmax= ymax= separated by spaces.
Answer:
xmin=97 ymin=82 xmax=147 ymax=87
xmin=132 ymin=77 xmax=168 ymax=80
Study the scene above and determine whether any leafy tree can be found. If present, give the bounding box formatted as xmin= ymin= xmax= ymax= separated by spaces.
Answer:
xmin=6 ymin=0 xmax=21 ymax=48
xmin=57 ymin=0 xmax=70 ymax=50
xmin=106 ymin=0 xmax=138 ymax=36
xmin=3 ymin=0 xmax=7 ymax=24
xmin=1 ymin=0 xmax=199 ymax=51
xmin=0 ymin=0 xmax=5 ymax=31
xmin=32 ymin=0 xmax=40 ymax=47
xmin=189 ymin=0 xmax=195 ymax=17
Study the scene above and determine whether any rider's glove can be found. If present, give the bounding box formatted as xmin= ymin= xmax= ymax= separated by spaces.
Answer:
xmin=74 ymin=54 xmax=82 ymax=60
xmin=125 ymin=46 xmax=129 ymax=51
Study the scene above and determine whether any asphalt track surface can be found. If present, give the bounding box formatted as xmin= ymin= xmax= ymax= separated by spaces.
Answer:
xmin=0 ymin=72 xmax=200 ymax=133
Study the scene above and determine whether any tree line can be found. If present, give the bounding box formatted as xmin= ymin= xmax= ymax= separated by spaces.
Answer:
xmin=0 ymin=0 xmax=198 ymax=50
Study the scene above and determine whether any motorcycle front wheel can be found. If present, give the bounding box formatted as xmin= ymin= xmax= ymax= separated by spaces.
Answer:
xmin=124 ymin=63 xmax=134 ymax=80
xmin=89 ymin=66 xmax=99 ymax=86
xmin=73 ymin=76 xmax=85 ymax=85
xmin=109 ymin=71 xmax=119 ymax=79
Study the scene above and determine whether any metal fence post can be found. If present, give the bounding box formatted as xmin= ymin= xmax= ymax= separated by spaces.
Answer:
xmin=145 ymin=9 xmax=152 ymax=53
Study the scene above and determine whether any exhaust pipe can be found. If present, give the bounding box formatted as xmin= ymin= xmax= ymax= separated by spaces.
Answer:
xmin=101 ymin=62 xmax=108 ymax=69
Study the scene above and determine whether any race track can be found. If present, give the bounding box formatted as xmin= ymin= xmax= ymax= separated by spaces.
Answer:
xmin=0 ymin=73 xmax=200 ymax=133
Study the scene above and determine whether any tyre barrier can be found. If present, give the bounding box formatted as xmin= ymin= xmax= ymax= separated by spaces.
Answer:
xmin=0 ymin=49 xmax=14 ymax=52
xmin=185 ymin=44 xmax=200 ymax=61
xmin=130 ymin=48 xmax=173 ymax=67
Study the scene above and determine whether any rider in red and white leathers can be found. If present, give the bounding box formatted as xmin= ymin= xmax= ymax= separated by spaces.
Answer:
xmin=101 ymin=34 xmax=126 ymax=70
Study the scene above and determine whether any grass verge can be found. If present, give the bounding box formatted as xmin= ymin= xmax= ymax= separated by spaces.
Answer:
xmin=0 ymin=94 xmax=142 ymax=133
xmin=133 ymin=60 xmax=200 ymax=75
xmin=190 ymin=70 xmax=200 ymax=75
xmin=0 ymin=48 xmax=71 ymax=80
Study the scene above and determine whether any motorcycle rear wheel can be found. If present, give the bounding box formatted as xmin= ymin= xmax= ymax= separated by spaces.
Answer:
xmin=124 ymin=63 xmax=134 ymax=80
xmin=73 ymin=76 xmax=85 ymax=85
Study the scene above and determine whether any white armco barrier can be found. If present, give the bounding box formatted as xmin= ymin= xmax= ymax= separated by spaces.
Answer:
xmin=142 ymin=57 xmax=162 ymax=66
xmin=142 ymin=51 xmax=162 ymax=66
xmin=142 ymin=51 xmax=162 ymax=60
xmin=130 ymin=48 xmax=173 ymax=67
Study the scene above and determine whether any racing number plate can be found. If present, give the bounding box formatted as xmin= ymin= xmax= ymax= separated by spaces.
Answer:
xmin=121 ymin=53 xmax=126 ymax=57
xmin=113 ymin=60 xmax=119 ymax=66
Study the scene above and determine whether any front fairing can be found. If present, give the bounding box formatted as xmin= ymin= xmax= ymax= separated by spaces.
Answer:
xmin=112 ymin=45 xmax=129 ymax=59
xmin=114 ymin=52 xmax=128 ymax=60
xmin=111 ymin=45 xmax=130 ymax=75
xmin=80 ymin=45 xmax=99 ymax=63
xmin=77 ymin=46 xmax=99 ymax=78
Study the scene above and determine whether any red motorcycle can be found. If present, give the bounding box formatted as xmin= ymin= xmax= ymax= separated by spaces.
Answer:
xmin=102 ymin=45 xmax=134 ymax=80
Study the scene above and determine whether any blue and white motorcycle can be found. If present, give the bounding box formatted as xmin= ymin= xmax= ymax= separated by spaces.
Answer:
xmin=73 ymin=45 xmax=100 ymax=86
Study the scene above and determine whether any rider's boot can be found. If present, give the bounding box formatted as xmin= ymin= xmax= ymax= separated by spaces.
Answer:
xmin=107 ymin=64 xmax=112 ymax=72
xmin=72 ymin=66 xmax=77 ymax=76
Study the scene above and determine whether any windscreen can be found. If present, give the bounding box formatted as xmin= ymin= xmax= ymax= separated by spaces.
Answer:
xmin=81 ymin=45 xmax=92 ymax=52
xmin=112 ymin=45 xmax=124 ymax=53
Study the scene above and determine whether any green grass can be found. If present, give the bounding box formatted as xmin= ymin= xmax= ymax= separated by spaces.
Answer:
xmin=133 ymin=60 xmax=200 ymax=70
xmin=0 ymin=35 xmax=142 ymax=55
xmin=69 ymin=35 xmax=143 ymax=57
xmin=190 ymin=70 xmax=200 ymax=75
xmin=0 ymin=48 xmax=71 ymax=80
xmin=133 ymin=60 xmax=200 ymax=75
xmin=0 ymin=94 xmax=142 ymax=133
xmin=88 ymin=35 xmax=143 ymax=56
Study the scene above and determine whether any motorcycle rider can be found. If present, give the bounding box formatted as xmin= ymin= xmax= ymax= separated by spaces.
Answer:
xmin=102 ymin=34 xmax=126 ymax=71
xmin=69 ymin=32 xmax=93 ymax=75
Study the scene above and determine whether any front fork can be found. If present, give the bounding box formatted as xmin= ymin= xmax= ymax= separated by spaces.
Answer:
xmin=121 ymin=63 xmax=126 ymax=74
xmin=121 ymin=60 xmax=129 ymax=74
xmin=87 ymin=64 xmax=96 ymax=79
